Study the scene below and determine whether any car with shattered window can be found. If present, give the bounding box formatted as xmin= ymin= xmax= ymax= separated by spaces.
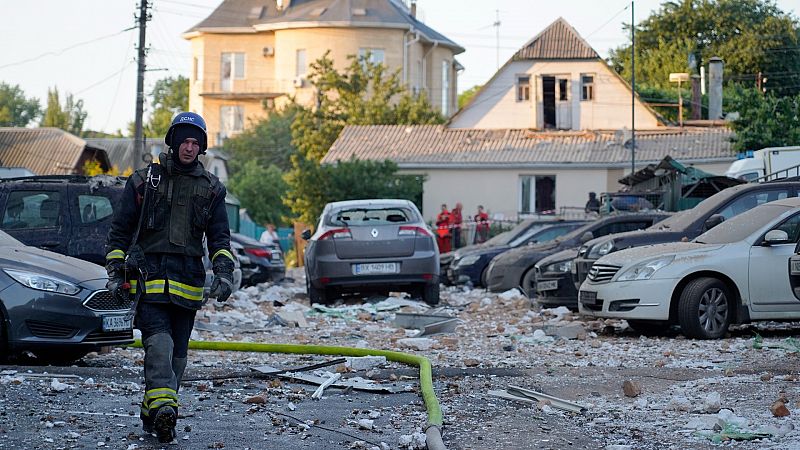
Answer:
xmin=579 ymin=197 xmax=800 ymax=339
xmin=449 ymin=220 xmax=587 ymax=287
xmin=0 ymin=175 xmax=241 ymax=294
xmin=0 ymin=229 xmax=134 ymax=363
xmin=573 ymin=181 xmax=800 ymax=292
xmin=303 ymin=199 xmax=439 ymax=305
xmin=485 ymin=213 xmax=671 ymax=294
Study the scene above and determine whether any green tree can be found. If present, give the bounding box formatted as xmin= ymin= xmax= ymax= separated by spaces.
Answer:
xmin=0 ymin=82 xmax=41 ymax=126
xmin=41 ymin=87 xmax=87 ymax=135
xmin=227 ymin=163 xmax=292 ymax=226
xmin=127 ymin=76 xmax=189 ymax=137
xmin=285 ymin=52 xmax=444 ymax=223
xmin=223 ymin=103 xmax=301 ymax=174
xmin=727 ymin=85 xmax=800 ymax=151
xmin=609 ymin=0 xmax=800 ymax=96
xmin=458 ymin=84 xmax=482 ymax=109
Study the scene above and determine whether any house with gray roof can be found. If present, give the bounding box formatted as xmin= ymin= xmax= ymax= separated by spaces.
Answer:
xmin=322 ymin=19 xmax=739 ymax=222
xmin=0 ymin=128 xmax=110 ymax=176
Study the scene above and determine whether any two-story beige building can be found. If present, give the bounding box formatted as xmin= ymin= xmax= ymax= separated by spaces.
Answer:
xmin=183 ymin=0 xmax=464 ymax=147
xmin=450 ymin=17 xmax=660 ymax=131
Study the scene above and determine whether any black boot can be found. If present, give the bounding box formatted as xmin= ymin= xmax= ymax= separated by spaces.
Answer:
xmin=141 ymin=412 xmax=153 ymax=434
xmin=153 ymin=406 xmax=177 ymax=443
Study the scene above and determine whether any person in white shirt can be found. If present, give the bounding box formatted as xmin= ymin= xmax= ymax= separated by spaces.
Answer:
xmin=260 ymin=223 xmax=279 ymax=247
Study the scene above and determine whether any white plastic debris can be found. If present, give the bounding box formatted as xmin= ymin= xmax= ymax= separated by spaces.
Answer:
xmin=498 ymin=289 xmax=523 ymax=300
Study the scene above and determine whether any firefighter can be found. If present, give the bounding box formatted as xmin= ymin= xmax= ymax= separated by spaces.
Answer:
xmin=435 ymin=203 xmax=452 ymax=253
xmin=105 ymin=112 xmax=234 ymax=443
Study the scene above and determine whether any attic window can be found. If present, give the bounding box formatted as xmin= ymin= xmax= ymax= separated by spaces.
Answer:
xmin=352 ymin=8 xmax=366 ymax=15
xmin=311 ymin=7 xmax=326 ymax=16
xmin=249 ymin=6 xmax=266 ymax=19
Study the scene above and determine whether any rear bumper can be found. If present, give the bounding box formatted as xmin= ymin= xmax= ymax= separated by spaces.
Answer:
xmin=309 ymin=251 xmax=438 ymax=290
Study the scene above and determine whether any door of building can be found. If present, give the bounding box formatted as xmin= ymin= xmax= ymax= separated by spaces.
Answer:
xmin=542 ymin=76 xmax=556 ymax=128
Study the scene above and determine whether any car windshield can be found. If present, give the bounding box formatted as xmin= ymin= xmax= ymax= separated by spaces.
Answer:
xmin=0 ymin=230 xmax=23 ymax=247
xmin=508 ymin=224 xmax=577 ymax=247
xmin=328 ymin=207 xmax=415 ymax=226
xmin=485 ymin=231 xmax=510 ymax=245
xmin=694 ymin=203 xmax=793 ymax=244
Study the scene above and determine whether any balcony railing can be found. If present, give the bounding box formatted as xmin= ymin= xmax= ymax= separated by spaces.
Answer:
xmin=196 ymin=79 xmax=293 ymax=97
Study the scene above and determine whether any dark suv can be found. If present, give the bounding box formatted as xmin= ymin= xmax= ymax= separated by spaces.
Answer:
xmin=0 ymin=175 xmax=241 ymax=291
xmin=0 ymin=175 xmax=125 ymax=265
xmin=574 ymin=181 xmax=800 ymax=290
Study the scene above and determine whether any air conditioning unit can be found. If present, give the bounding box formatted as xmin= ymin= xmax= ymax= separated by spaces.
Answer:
xmin=293 ymin=76 xmax=305 ymax=88
xmin=262 ymin=46 xmax=274 ymax=57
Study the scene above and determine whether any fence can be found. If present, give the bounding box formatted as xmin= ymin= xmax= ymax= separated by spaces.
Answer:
xmin=238 ymin=219 xmax=295 ymax=252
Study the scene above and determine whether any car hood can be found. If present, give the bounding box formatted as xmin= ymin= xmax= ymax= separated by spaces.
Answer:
xmin=493 ymin=241 xmax=563 ymax=266
xmin=0 ymin=245 xmax=106 ymax=284
xmin=538 ymin=247 xmax=580 ymax=266
xmin=587 ymin=228 xmax=692 ymax=252
xmin=598 ymin=242 xmax=724 ymax=267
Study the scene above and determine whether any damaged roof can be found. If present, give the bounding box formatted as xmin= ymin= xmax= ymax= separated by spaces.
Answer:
xmin=324 ymin=125 xmax=737 ymax=168
xmin=185 ymin=0 xmax=463 ymax=52
xmin=0 ymin=128 xmax=109 ymax=175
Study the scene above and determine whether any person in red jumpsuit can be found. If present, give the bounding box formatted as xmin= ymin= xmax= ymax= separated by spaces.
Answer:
xmin=435 ymin=204 xmax=452 ymax=253
xmin=474 ymin=205 xmax=490 ymax=244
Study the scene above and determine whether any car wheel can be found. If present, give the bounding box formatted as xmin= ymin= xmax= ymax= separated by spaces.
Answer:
xmin=520 ymin=268 xmax=536 ymax=298
xmin=678 ymin=277 xmax=732 ymax=339
xmin=0 ymin=315 xmax=8 ymax=363
xmin=626 ymin=320 xmax=669 ymax=336
xmin=479 ymin=266 xmax=489 ymax=288
xmin=421 ymin=283 xmax=440 ymax=306
xmin=305 ymin=270 xmax=329 ymax=305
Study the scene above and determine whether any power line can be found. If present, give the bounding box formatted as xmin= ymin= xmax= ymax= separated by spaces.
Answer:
xmin=75 ymin=62 xmax=136 ymax=95
xmin=0 ymin=27 xmax=134 ymax=70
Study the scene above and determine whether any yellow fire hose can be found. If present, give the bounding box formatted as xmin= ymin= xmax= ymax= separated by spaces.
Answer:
xmin=131 ymin=339 xmax=446 ymax=450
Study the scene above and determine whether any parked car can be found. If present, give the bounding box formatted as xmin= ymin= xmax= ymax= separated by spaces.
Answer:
xmin=0 ymin=175 xmax=242 ymax=295
xmin=485 ymin=213 xmax=671 ymax=294
xmin=303 ymin=199 xmax=439 ymax=305
xmin=440 ymin=218 xmax=577 ymax=276
xmin=573 ymin=181 xmax=800 ymax=291
xmin=534 ymin=247 xmax=583 ymax=309
xmin=230 ymin=232 xmax=285 ymax=286
xmin=579 ymin=197 xmax=800 ymax=339
xmin=0 ymin=230 xmax=134 ymax=363
xmin=449 ymin=221 xmax=587 ymax=287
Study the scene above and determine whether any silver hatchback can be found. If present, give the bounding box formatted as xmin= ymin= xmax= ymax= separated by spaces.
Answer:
xmin=303 ymin=199 xmax=439 ymax=305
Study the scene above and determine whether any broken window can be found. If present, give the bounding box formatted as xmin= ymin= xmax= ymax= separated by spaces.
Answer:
xmin=581 ymin=74 xmax=594 ymax=101
xmin=516 ymin=75 xmax=530 ymax=102
xmin=558 ymin=78 xmax=568 ymax=101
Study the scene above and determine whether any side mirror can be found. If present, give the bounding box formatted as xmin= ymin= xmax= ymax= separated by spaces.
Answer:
xmin=580 ymin=231 xmax=594 ymax=243
xmin=704 ymin=214 xmax=725 ymax=231
xmin=764 ymin=229 xmax=790 ymax=245
xmin=301 ymin=229 xmax=311 ymax=240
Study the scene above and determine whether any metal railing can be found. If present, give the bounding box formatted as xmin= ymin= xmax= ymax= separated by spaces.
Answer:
xmin=755 ymin=164 xmax=800 ymax=183
xmin=197 ymin=79 xmax=292 ymax=95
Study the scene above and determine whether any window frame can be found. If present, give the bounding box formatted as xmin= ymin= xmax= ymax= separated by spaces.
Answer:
xmin=516 ymin=75 xmax=531 ymax=102
xmin=296 ymin=49 xmax=307 ymax=77
xmin=581 ymin=74 xmax=594 ymax=101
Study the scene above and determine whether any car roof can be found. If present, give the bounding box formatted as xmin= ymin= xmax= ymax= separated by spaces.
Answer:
xmin=0 ymin=174 xmax=125 ymax=187
xmin=763 ymin=196 xmax=800 ymax=208
xmin=326 ymin=199 xmax=414 ymax=209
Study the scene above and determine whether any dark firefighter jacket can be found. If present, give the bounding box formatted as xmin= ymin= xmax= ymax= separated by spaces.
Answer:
xmin=105 ymin=154 xmax=233 ymax=310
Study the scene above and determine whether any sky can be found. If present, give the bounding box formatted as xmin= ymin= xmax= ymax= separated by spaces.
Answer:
xmin=1 ymin=0 xmax=797 ymax=135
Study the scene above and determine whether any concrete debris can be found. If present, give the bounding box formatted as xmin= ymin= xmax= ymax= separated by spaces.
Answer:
xmin=276 ymin=310 xmax=309 ymax=328
xmin=622 ymin=380 xmax=641 ymax=398
xmin=357 ymin=418 xmax=374 ymax=430
xmin=498 ymin=289 xmax=524 ymax=300
xmin=345 ymin=356 xmax=387 ymax=371
xmin=398 ymin=432 xmax=426 ymax=449
xmin=396 ymin=338 xmax=435 ymax=351
xmin=544 ymin=322 xmax=586 ymax=340
xmin=50 ymin=378 xmax=70 ymax=392
xmin=667 ymin=396 xmax=692 ymax=412
xmin=703 ymin=391 xmax=721 ymax=413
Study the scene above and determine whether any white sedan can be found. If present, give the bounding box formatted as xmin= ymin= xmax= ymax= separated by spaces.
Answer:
xmin=579 ymin=197 xmax=800 ymax=339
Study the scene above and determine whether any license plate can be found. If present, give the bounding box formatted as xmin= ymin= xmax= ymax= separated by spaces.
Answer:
xmin=102 ymin=315 xmax=132 ymax=332
xmin=579 ymin=290 xmax=597 ymax=304
xmin=353 ymin=262 xmax=398 ymax=275
xmin=537 ymin=280 xmax=558 ymax=292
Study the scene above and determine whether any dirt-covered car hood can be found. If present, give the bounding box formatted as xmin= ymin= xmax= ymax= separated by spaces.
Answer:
xmin=597 ymin=242 xmax=724 ymax=267
xmin=0 ymin=245 xmax=106 ymax=284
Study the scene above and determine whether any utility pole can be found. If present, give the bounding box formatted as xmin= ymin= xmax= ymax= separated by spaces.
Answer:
xmin=134 ymin=0 xmax=151 ymax=165
xmin=630 ymin=1 xmax=635 ymax=175
xmin=493 ymin=10 xmax=501 ymax=70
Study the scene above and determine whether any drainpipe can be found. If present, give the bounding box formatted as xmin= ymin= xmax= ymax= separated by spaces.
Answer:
xmin=404 ymin=28 xmax=421 ymax=86
xmin=421 ymin=41 xmax=439 ymax=95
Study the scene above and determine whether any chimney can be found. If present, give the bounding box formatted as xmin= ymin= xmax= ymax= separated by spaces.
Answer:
xmin=708 ymin=57 xmax=723 ymax=120
xmin=410 ymin=1 xmax=416 ymax=18
xmin=690 ymin=74 xmax=701 ymax=120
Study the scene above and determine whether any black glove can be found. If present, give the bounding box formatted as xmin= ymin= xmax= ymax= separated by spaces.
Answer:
xmin=209 ymin=273 xmax=233 ymax=303
xmin=210 ymin=255 xmax=234 ymax=303
xmin=106 ymin=259 xmax=125 ymax=292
